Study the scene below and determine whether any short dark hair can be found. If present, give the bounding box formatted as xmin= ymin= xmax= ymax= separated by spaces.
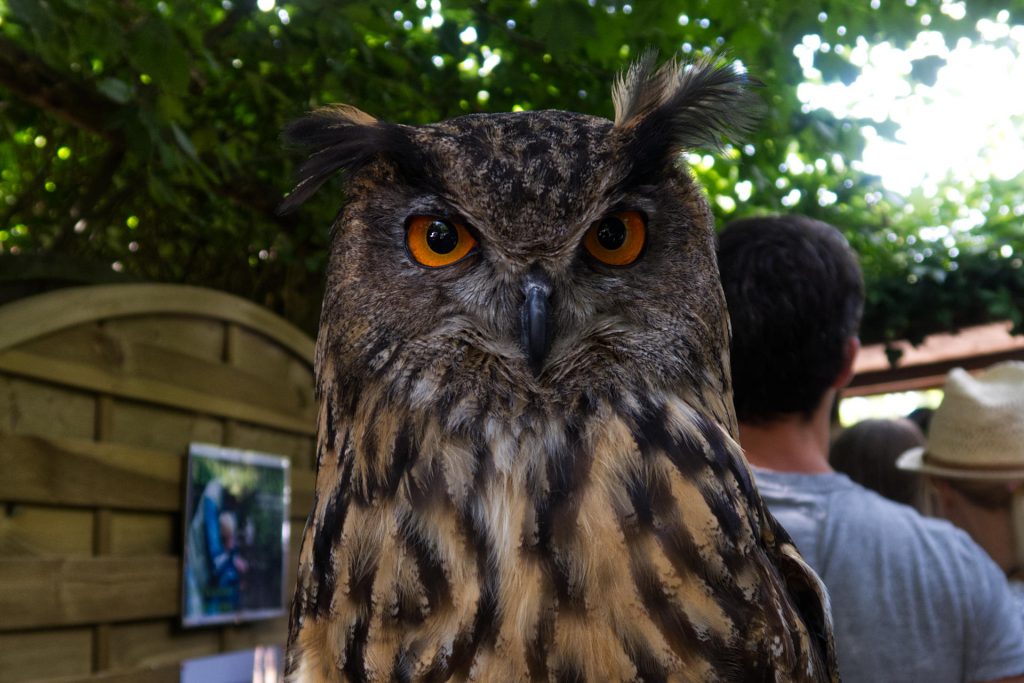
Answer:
xmin=717 ymin=215 xmax=864 ymax=423
xmin=829 ymin=418 xmax=924 ymax=507
xmin=906 ymin=407 xmax=934 ymax=436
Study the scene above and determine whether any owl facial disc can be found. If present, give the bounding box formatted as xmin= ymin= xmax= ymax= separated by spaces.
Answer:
xmin=520 ymin=265 xmax=552 ymax=373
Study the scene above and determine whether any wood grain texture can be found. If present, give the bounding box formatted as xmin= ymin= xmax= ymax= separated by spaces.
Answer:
xmin=291 ymin=468 xmax=316 ymax=520
xmin=95 ymin=395 xmax=114 ymax=442
xmin=226 ymin=421 xmax=313 ymax=463
xmin=107 ymin=620 xmax=219 ymax=671
xmin=0 ymin=432 xmax=315 ymax=518
xmin=0 ymin=350 xmax=314 ymax=435
xmin=26 ymin=324 xmax=315 ymax=423
xmin=0 ymin=556 xmax=179 ymax=630
xmin=108 ymin=400 xmax=224 ymax=454
xmin=93 ymin=624 xmax=111 ymax=674
xmin=0 ymin=284 xmax=318 ymax=679
xmin=0 ymin=505 xmax=93 ymax=557
xmin=0 ymin=284 xmax=313 ymax=361
xmin=0 ymin=628 xmax=93 ymax=683
xmin=93 ymin=508 xmax=112 ymax=555
xmin=36 ymin=663 xmax=180 ymax=683
xmin=229 ymin=326 xmax=311 ymax=384
xmin=0 ymin=374 xmax=95 ymax=440
xmin=221 ymin=617 xmax=288 ymax=652
xmin=0 ymin=433 xmax=181 ymax=511
xmin=109 ymin=512 xmax=176 ymax=556
xmin=103 ymin=316 xmax=226 ymax=365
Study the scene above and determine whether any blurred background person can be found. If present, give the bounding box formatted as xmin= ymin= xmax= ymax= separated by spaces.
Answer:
xmin=719 ymin=214 xmax=1024 ymax=683
xmin=830 ymin=417 xmax=926 ymax=508
xmin=907 ymin=406 xmax=935 ymax=437
xmin=898 ymin=361 xmax=1024 ymax=612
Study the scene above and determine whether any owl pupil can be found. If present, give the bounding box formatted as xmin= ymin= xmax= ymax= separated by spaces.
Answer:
xmin=426 ymin=221 xmax=459 ymax=254
xmin=597 ymin=218 xmax=627 ymax=250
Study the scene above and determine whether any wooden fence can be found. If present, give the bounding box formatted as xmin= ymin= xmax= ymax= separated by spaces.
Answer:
xmin=0 ymin=284 xmax=317 ymax=682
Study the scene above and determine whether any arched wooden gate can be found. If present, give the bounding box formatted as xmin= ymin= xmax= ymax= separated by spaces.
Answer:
xmin=0 ymin=284 xmax=317 ymax=683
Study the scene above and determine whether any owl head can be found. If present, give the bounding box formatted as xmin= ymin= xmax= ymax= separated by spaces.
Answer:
xmin=282 ymin=53 xmax=758 ymax=431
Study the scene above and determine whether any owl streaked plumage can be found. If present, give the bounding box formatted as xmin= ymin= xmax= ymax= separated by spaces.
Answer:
xmin=282 ymin=53 xmax=839 ymax=682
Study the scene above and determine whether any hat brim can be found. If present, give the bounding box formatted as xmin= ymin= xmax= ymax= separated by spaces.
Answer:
xmin=896 ymin=447 xmax=1024 ymax=481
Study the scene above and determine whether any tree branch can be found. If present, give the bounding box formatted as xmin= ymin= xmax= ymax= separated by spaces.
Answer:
xmin=0 ymin=29 xmax=298 ymax=232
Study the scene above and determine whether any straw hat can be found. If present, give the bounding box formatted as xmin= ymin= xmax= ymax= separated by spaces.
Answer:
xmin=897 ymin=361 xmax=1024 ymax=480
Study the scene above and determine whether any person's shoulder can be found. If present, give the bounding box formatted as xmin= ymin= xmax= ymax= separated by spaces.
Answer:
xmin=840 ymin=485 xmax=1004 ymax=591
xmin=769 ymin=474 xmax=971 ymax=561
xmin=756 ymin=468 xmax=913 ymax=523
xmin=754 ymin=468 xmax=974 ymax=554
xmin=827 ymin=478 xmax=970 ymax=545
xmin=915 ymin=514 xmax=1010 ymax=586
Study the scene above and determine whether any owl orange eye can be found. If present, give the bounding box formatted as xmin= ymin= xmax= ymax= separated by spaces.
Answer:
xmin=583 ymin=211 xmax=646 ymax=266
xmin=406 ymin=216 xmax=477 ymax=268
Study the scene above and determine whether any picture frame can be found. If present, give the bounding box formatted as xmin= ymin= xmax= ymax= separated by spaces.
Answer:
xmin=181 ymin=443 xmax=290 ymax=628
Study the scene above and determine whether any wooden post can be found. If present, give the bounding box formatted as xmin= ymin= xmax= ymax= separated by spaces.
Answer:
xmin=92 ymin=394 xmax=114 ymax=672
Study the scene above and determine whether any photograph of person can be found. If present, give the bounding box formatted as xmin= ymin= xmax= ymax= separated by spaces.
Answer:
xmin=182 ymin=443 xmax=290 ymax=627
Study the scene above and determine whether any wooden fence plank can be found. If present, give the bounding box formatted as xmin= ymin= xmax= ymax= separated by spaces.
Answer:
xmin=109 ymin=400 xmax=223 ymax=454
xmin=0 ymin=350 xmax=314 ymax=435
xmin=226 ymin=422 xmax=311 ymax=464
xmin=0 ymin=434 xmax=181 ymax=512
xmin=0 ymin=505 xmax=93 ymax=557
xmin=0 ymin=374 xmax=95 ymax=440
xmin=0 ymin=628 xmax=93 ymax=683
xmin=230 ymin=327 xmax=306 ymax=384
xmin=107 ymin=620 xmax=219 ymax=672
xmin=109 ymin=512 xmax=176 ymax=556
xmin=0 ymin=285 xmax=316 ymax=681
xmin=220 ymin=617 xmax=287 ymax=652
xmin=26 ymin=325 xmax=315 ymax=423
xmin=0 ymin=284 xmax=313 ymax=362
xmin=291 ymin=468 xmax=315 ymax=522
xmin=36 ymin=663 xmax=180 ymax=683
xmin=93 ymin=625 xmax=111 ymax=675
xmin=0 ymin=433 xmax=315 ymax=518
xmin=102 ymin=316 xmax=225 ymax=365
xmin=0 ymin=556 xmax=180 ymax=630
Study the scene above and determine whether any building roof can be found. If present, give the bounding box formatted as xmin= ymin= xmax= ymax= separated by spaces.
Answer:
xmin=849 ymin=321 xmax=1024 ymax=396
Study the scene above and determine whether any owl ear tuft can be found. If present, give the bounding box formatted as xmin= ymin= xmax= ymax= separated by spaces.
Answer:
xmin=613 ymin=52 xmax=762 ymax=181
xmin=278 ymin=105 xmax=417 ymax=214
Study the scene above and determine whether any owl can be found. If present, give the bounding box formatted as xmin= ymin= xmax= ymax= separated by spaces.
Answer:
xmin=281 ymin=53 xmax=838 ymax=682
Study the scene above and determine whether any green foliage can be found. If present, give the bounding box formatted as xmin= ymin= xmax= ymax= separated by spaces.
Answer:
xmin=0 ymin=0 xmax=1021 ymax=343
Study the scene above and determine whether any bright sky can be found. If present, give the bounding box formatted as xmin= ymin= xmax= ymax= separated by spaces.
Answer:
xmin=796 ymin=12 xmax=1024 ymax=196
xmin=838 ymin=389 xmax=942 ymax=425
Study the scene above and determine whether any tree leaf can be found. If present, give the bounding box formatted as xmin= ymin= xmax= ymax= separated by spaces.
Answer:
xmin=95 ymin=77 xmax=133 ymax=104
xmin=171 ymin=122 xmax=200 ymax=164
xmin=126 ymin=18 xmax=190 ymax=95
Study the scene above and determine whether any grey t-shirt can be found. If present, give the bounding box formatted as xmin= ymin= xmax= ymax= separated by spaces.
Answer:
xmin=755 ymin=468 xmax=1024 ymax=683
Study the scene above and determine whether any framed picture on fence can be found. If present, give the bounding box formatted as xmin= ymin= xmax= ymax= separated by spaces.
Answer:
xmin=181 ymin=443 xmax=290 ymax=627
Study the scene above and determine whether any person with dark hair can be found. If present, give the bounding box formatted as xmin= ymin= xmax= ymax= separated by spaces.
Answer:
xmin=907 ymin=406 xmax=935 ymax=436
xmin=718 ymin=214 xmax=1024 ymax=683
xmin=829 ymin=417 xmax=925 ymax=508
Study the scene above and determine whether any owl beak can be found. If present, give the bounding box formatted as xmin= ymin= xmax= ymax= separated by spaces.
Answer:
xmin=521 ymin=267 xmax=553 ymax=373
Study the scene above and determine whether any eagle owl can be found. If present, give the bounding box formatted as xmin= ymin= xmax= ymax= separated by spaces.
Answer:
xmin=281 ymin=54 xmax=838 ymax=682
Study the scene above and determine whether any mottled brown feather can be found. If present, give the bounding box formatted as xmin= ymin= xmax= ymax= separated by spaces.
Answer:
xmin=284 ymin=54 xmax=838 ymax=683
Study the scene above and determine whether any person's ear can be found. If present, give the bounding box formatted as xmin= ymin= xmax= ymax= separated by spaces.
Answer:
xmin=832 ymin=336 xmax=861 ymax=390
